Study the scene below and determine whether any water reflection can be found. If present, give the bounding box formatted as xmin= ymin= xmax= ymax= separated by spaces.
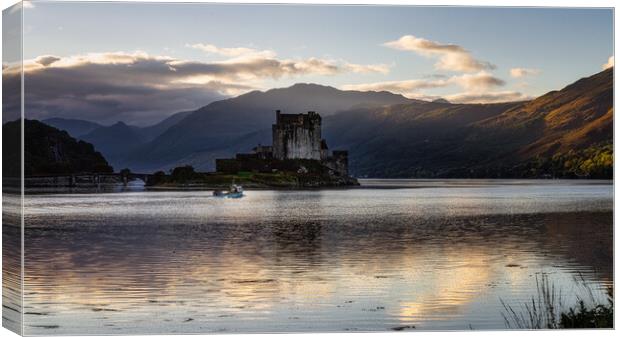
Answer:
xmin=3 ymin=192 xmax=22 ymax=334
xmin=20 ymin=183 xmax=613 ymax=334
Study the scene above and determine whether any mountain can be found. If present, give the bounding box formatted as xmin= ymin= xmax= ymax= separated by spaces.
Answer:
xmin=120 ymin=83 xmax=416 ymax=172
xmin=3 ymin=119 xmax=113 ymax=176
xmin=323 ymin=68 xmax=613 ymax=178
xmin=42 ymin=118 xmax=103 ymax=138
xmin=322 ymin=101 xmax=525 ymax=177
xmin=475 ymin=67 xmax=613 ymax=157
xmin=41 ymin=111 xmax=194 ymax=170
xmin=109 ymin=70 xmax=611 ymax=178
xmin=80 ymin=121 xmax=147 ymax=169
xmin=236 ymin=83 xmax=418 ymax=115
xmin=136 ymin=110 xmax=194 ymax=142
xmin=43 ymin=111 xmax=193 ymax=142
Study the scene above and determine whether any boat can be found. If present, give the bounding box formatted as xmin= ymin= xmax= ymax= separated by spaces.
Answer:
xmin=226 ymin=184 xmax=244 ymax=198
xmin=213 ymin=183 xmax=244 ymax=198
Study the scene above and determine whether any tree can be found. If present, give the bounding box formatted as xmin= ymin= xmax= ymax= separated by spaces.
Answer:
xmin=171 ymin=165 xmax=196 ymax=182
xmin=119 ymin=168 xmax=131 ymax=177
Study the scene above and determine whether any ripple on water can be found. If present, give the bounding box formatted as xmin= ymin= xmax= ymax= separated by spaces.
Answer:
xmin=19 ymin=183 xmax=613 ymax=334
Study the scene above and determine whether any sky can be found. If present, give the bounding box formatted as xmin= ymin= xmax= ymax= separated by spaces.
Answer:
xmin=3 ymin=2 xmax=614 ymax=125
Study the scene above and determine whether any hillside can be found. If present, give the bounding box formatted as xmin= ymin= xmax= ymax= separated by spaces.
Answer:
xmin=43 ymin=118 xmax=103 ymax=138
xmin=475 ymin=67 xmax=613 ymax=157
xmin=3 ymin=119 xmax=113 ymax=176
xmin=80 ymin=121 xmax=147 ymax=168
xmin=121 ymin=83 xmax=416 ymax=172
xmin=38 ymin=68 xmax=612 ymax=178
xmin=42 ymin=110 xmax=195 ymax=170
xmin=322 ymin=101 xmax=526 ymax=177
xmin=324 ymin=68 xmax=613 ymax=178
xmin=138 ymin=110 xmax=194 ymax=141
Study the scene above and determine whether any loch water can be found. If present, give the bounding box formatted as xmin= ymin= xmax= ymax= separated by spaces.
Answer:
xmin=8 ymin=179 xmax=614 ymax=334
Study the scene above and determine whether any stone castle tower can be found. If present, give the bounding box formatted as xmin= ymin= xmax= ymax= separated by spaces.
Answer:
xmin=272 ymin=110 xmax=322 ymax=160
xmin=215 ymin=110 xmax=349 ymax=178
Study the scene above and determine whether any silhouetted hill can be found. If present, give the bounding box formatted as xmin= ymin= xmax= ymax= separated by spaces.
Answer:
xmin=42 ymin=111 xmax=194 ymax=166
xmin=121 ymin=83 xmax=416 ymax=172
xmin=78 ymin=70 xmax=611 ymax=178
xmin=137 ymin=110 xmax=194 ymax=141
xmin=42 ymin=117 xmax=103 ymax=138
xmin=322 ymin=101 xmax=525 ymax=177
xmin=81 ymin=121 xmax=147 ymax=168
xmin=3 ymin=119 xmax=113 ymax=176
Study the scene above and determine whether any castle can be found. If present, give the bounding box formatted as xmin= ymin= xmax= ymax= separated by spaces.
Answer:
xmin=273 ymin=110 xmax=322 ymax=160
xmin=215 ymin=110 xmax=349 ymax=177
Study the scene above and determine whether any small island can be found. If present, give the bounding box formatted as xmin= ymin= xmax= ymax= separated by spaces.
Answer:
xmin=148 ymin=110 xmax=359 ymax=189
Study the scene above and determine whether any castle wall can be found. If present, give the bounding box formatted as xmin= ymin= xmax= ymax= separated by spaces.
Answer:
xmin=216 ymin=110 xmax=350 ymax=179
xmin=282 ymin=126 xmax=321 ymax=160
xmin=272 ymin=111 xmax=322 ymax=160
xmin=323 ymin=151 xmax=349 ymax=177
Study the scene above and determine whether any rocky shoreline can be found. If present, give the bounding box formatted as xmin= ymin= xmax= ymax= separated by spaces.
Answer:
xmin=147 ymin=171 xmax=360 ymax=189
xmin=21 ymin=172 xmax=359 ymax=192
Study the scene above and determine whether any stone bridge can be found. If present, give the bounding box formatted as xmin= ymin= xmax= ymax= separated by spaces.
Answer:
xmin=25 ymin=173 xmax=154 ymax=188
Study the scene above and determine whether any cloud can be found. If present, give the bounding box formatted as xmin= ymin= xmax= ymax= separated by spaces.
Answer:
xmin=383 ymin=35 xmax=495 ymax=73
xmin=509 ymin=68 xmax=541 ymax=78
xmin=35 ymin=55 xmax=61 ymax=66
xmin=168 ymin=56 xmax=374 ymax=81
xmin=343 ymin=62 xmax=391 ymax=74
xmin=450 ymin=71 xmax=505 ymax=91
xmin=187 ymin=43 xmax=276 ymax=59
xmin=342 ymin=78 xmax=447 ymax=93
xmin=445 ymin=91 xmax=530 ymax=104
xmin=341 ymin=72 xmax=527 ymax=104
xmin=342 ymin=71 xmax=504 ymax=95
xmin=186 ymin=42 xmax=390 ymax=76
xmin=5 ymin=50 xmax=389 ymax=125
xmin=602 ymin=56 xmax=614 ymax=70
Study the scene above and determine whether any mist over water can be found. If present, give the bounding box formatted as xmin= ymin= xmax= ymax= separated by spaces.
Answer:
xmin=16 ymin=180 xmax=613 ymax=334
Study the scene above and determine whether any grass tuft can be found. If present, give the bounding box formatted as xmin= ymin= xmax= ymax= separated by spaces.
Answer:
xmin=501 ymin=273 xmax=613 ymax=329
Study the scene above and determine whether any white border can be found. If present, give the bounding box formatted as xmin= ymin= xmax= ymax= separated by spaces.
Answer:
xmin=0 ymin=1 xmax=616 ymax=337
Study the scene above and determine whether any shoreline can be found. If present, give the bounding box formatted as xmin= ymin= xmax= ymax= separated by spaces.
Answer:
xmin=18 ymin=178 xmax=613 ymax=195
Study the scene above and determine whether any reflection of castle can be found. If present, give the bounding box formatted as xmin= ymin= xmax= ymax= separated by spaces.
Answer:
xmin=216 ymin=110 xmax=349 ymax=177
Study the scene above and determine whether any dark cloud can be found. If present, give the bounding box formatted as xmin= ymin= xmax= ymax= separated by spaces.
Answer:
xmin=7 ymin=51 xmax=386 ymax=125
xmin=12 ymin=60 xmax=229 ymax=125
xmin=35 ymin=55 xmax=61 ymax=66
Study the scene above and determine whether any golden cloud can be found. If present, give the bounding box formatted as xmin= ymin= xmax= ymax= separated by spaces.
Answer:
xmin=384 ymin=35 xmax=495 ymax=73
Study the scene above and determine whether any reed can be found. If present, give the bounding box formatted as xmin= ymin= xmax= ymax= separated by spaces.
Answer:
xmin=500 ymin=273 xmax=613 ymax=329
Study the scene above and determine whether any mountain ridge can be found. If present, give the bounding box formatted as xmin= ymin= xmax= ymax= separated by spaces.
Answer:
xmin=38 ymin=70 xmax=613 ymax=178
xmin=42 ymin=118 xmax=104 ymax=138
xmin=120 ymin=83 xmax=418 ymax=172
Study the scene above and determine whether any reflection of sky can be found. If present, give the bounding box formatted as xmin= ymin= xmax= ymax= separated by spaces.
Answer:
xmin=20 ymin=184 xmax=613 ymax=333
xmin=23 ymin=182 xmax=613 ymax=221
xmin=2 ymin=192 xmax=23 ymax=335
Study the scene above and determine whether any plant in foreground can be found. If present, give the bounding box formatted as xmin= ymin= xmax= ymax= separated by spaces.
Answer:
xmin=501 ymin=273 xmax=613 ymax=329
